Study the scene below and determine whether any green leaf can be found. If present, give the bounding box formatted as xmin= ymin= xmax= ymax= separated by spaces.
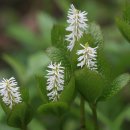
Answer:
xmin=99 ymin=73 xmax=130 ymax=101
xmin=37 ymin=12 xmax=55 ymax=46
xmin=55 ymin=0 xmax=69 ymax=13
xmin=116 ymin=3 xmax=130 ymax=42
xmin=20 ymin=87 xmax=29 ymax=103
xmin=69 ymin=41 xmax=81 ymax=71
xmin=112 ymin=106 xmax=130 ymax=130
xmin=7 ymin=102 xmax=33 ymax=128
xmin=38 ymin=102 xmax=68 ymax=117
xmin=123 ymin=3 xmax=130 ymax=22
xmin=116 ymin=18 xmax=130 ymax=42
xmin=36 ymin=76 xmax=49 ymax=103
xmin=27 ymin=52 xmax=50 ymax=77
xmin=51 ymin=24 xmax=67 ymax=50
xmin=3 ymin=54 xmax=26 ymax=83
xmin=86 ymin=22 xmax=103 ymax=47
xmin=60 ymin=76 xmax=76 ymax=104
xmin=0 ymin=98 xmax=11 ymax=115
xmin=6 ymin=24 xmax=41 ymax=50
xmin=28 ymin=118 xmax=46 ymax=130
xmin=97 ymin=41 xmax=113 ymax=80
xmin=75 ymin=68 xmax=104 ymax=103
xmin=79 ymin=33 xmax=95 ymax=47
xmin=46 ymin=47 xmax=71 ymax=84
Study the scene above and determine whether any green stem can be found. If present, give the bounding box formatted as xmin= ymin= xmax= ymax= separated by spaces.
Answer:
xmin=59 ymin=116 xmax=63 ymax=130
xmin=59 ymin=122 xmax=63 ymax=130
xmin=91 ymin=103 xmax=99 ymax=130
xmin=21 ymin=126 xmax=28 ymax=130
xmin=80 ymin=96 xmax=86 ymax=130
xmin=21 ymin=124 xmax=28 ymax=130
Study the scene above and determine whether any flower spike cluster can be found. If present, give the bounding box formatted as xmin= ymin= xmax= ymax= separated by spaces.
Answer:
xmin=66 ymin=4 xmax=88 ymax=51
xmin=77 ymin=43 xmax=98 ymax=70
xmin=0 ymin=77 xmax=22 ymax=109
xmin=46 ymin=62 xmax=64 ymax=101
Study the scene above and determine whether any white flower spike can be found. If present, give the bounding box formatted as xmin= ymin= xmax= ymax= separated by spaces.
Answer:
xmin=66 ymin=4 xmax=88 ymax=51
xmin=0 ymin=77 xmax=22 ymax=109
xmin=46 ymin=62 xmax=64 ymax=101
xmin=77 ymin=43 xmax=98 ymax=70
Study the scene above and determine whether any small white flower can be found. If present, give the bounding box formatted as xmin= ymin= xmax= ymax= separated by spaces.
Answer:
xmin=46 ymin=62 xmax=64 ymax=101
xmin=77 ymin=43 xmax=98 ymax=70
xmin=66 ymin=4 xmax=88 ymax=51
xmin=0 ymin=77 xmax=22 ymax=109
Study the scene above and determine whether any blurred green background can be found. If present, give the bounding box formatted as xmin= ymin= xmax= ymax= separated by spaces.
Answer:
xmin=1 ymin=0 xmax=130 ymax=130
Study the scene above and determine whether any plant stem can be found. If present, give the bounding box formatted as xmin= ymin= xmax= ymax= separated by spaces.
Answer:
xmin=21 ymin=125 xmax=28 ymax=130
xmin=91 ymin=103 xmax=99 ymax=130
xmin=80 ymin=96 xmax=86 ymax=130
xmin=59 ymin=116 xmax=63 ymax=130
xmin=59 ymin=122 xmax=63 ymax=130
xmin=21 ymin=128 xmax=27 ymax=130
